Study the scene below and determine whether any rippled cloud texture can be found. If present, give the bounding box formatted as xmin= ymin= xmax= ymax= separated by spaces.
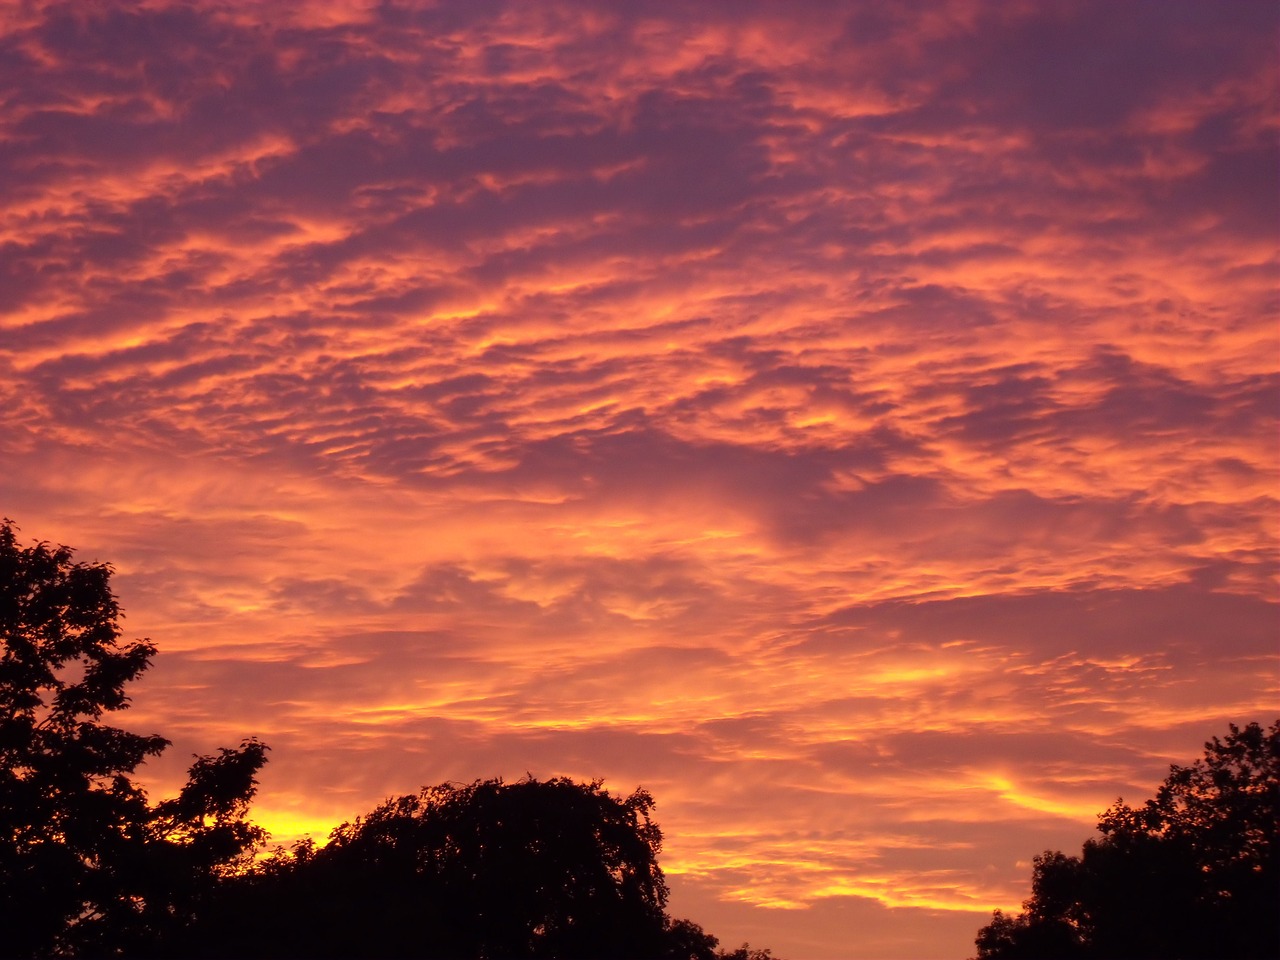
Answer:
xmin=2 ymin=2 xmax=1277 ymax=956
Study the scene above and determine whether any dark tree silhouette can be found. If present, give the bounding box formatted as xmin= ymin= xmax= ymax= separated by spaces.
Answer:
xmin=0 ymin=521 xmax=777 ymax=959
xmin=974 ymin=720 xmax=1280 ymax=960
xmin=182 ymin=775 xmax=747 ymax=960
xmin=714 ymin=945 xmax=777 ymax=960
xmin=0 ymin=520 xmax=267 ymax=958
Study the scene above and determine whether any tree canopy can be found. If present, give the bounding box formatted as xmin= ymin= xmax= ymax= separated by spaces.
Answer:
xmin=0 ymin=520 xmax=774 ymax=959
xmin=0 ymin=519 xmax=268 ymax=957
xmin=179 ymin=775 xmax=736 ymax=959
xmin=974 ymin=719 xmax=1280 ymax=960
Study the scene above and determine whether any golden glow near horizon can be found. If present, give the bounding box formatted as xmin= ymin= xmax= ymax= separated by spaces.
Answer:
xmin=1 ymin=3 xmax=1276 ymax=958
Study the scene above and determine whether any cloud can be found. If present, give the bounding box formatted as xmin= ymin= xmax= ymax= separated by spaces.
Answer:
xmin=2 ymin=3 xmax=1276 ymax=958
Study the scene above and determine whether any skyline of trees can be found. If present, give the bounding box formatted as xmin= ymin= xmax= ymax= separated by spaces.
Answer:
xmin=973 ymin=720 xmax=1279 ymax=959
xmin=0 ymin=520 xmax=768 ymax=958
xmin=3 ymin=519 xmax=1274 ymax=959
xmin=0 ymin=519 xmax=268 ymax=956
xmin=170 ymin=775 xmax=734 ymax=959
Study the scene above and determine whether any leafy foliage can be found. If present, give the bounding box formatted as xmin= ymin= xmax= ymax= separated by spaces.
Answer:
xmin=0 ymin=520 xmax=267 ymax=957
xmin=0 ymin=521 xmax=778 ymax=958
xmin=184 ymin=775 xmax=735 ymax=959
xmin=974 ymin=720 xmax=1280 ymax=960
xmin=714 ymin=945 xmax=777 ymax=960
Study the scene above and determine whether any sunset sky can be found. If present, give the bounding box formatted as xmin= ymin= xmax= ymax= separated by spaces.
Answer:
xmin=1 ymin=2 xmax=1277 ymax=957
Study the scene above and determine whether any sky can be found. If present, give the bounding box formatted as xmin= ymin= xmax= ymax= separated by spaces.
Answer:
xmin=1 ymin=1 xmax=1277 ymax=957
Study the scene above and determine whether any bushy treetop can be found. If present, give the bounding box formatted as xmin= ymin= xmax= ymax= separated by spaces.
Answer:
xmin=974 ymin=720 xmax=1280 ymax=960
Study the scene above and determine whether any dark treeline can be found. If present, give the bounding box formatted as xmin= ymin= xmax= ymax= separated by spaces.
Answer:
xmin=972 ymin=719 xmax=1278 ymax=960
xmin=0 ymin=520 xmax=774 ymax=959
xmin=167 ymin=777 xmax=740 ymax=960
xmin=2 ymin=520 xmax=1276 ymax=959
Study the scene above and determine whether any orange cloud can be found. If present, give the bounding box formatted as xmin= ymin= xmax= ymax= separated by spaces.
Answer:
xmin=1 ymin=3 xmax=1276 ymax=958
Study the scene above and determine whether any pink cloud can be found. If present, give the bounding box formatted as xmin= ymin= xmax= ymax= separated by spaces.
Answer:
xmin=1 ymin=2 xmax=1276 ymax=957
